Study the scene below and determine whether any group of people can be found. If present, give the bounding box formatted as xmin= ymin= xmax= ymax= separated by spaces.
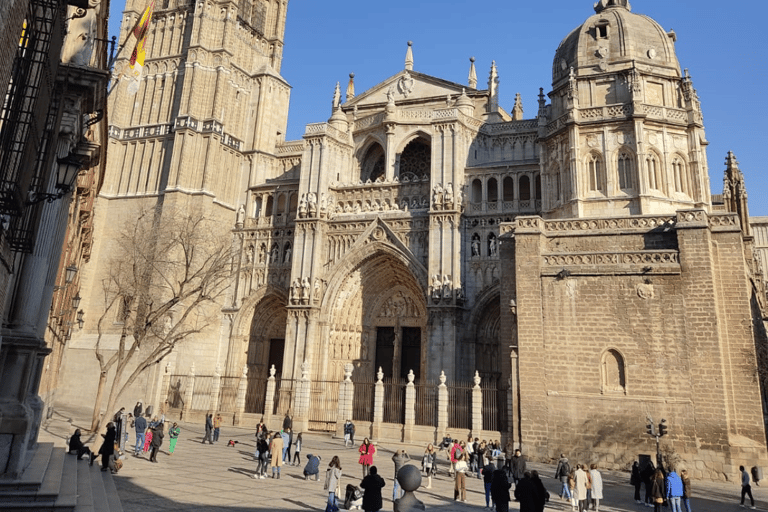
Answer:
xmin=553 ymin=454 xmax=603 ymax=511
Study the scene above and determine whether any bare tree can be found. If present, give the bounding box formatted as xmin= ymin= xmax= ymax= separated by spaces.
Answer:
xmin=90 ymin=206 xmax=232 ymax=431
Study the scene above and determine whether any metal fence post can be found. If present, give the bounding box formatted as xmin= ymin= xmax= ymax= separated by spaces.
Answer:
xmin=372 ymin=367 xmax=384 ymax=440
xmin=437 ymin=371 xmax=448 ymax=443
xmin=210 ymin=364 xmax=222 ymax=416
xmin=403 ymin=369 xmax=416 ymax=442
xmin=233 ymin=364 xmax=248 ymax=426
xmin=472 ymin=371 xmax=483 ymax=438
xmin=264 ymin=365 xmax=277 ymax=428
xmin=182 ymin=363 xmax=195 ymax=420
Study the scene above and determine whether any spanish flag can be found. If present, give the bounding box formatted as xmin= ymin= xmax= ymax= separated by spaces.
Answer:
xmin=127 ymin=0 xmax=154 ymax=94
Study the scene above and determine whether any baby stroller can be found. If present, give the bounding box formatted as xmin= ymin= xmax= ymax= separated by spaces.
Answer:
xmin=344 ymin=483 xmax=363 ymax=510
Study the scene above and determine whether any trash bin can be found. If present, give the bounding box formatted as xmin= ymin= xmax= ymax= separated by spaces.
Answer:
xmin=145 ymin=405 xmax=153 ymax=418
xmin=752 ymin=466 xmax=762 ymax=485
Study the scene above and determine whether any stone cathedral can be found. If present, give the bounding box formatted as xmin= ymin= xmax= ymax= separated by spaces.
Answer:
xmin=60 ymin=0 xmax=768 ymax=478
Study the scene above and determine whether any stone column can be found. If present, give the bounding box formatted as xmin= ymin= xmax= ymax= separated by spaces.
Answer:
xmin=471 ymin=371 xmax=482 ymax=438
xmin=403 ymin=370 xmax=416 ymax=443
xmin=372 ymin=367 xmax=384 ymax=440
xmin=385 ymin=124 xmax=396 ymax=181
xmin=210 ymin=364 xmax=222 ymax=414
xmin=264 ymin=365 xmax=277 ymax=428
xmin=182 ymin=363 xmax=195 ymax=420
xmin=293 ymin=360 xmax=311 ymax=434
xmin=233 ymin=364 xmax=248 ymax=426
xmin=436 ymin=371 xmax=448 ymax=442
xmin=335 ymin=363 xmax=354 ymax=439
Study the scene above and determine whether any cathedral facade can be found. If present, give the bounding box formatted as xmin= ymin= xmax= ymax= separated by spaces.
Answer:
xmin=60 ymin=0 xmax=768 ymax=479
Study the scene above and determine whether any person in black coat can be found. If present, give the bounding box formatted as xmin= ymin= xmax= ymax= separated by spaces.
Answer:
xmin=149 ymin=422 xmax=164 ymax=462
xmin=360 ymin=465 xmax=386 ymax=512
xmin=96 ymin=422 xmax=116 ymax=471
xmin=68 ymin=429 xmax=91 ymax=460
xmin=514 ymin=471 xmax=538 ymax=512
xmin=511 ymin=449 xmax=527 ymax=486
xmin=531 ymin=470 xmax=548 ymax=512
xmin=491 ymin=469 xmax=512 ymax=512
xmin=631 ymin=461 xmax=642 ymax=503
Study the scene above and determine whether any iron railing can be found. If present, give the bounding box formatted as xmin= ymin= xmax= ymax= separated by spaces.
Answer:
xmin=447 ymin=380 xmax=472 ymax=430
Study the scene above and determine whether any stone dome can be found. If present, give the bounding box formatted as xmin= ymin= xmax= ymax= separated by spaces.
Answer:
xmin=552 ymin=1 xmax=680 ymax=86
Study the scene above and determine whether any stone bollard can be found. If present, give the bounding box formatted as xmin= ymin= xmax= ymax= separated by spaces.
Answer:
xmin=403 ymin=369 xmax=416 ymax=442
xmin=264 ymin=365 xmax=277 ymax=426
xmin=372 ymin=367 xmax=384 ymax=441
xmin=471 ymin=371 xmax=482 ymax=438
xmin=436 ymin=371 xmax=448 ymax=443
xmin=393 ymin=465 xmax=425 ymax=511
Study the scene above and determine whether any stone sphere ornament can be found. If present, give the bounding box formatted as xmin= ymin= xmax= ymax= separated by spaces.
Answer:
xmin=393 ymin=464 xmax=425 ymax=511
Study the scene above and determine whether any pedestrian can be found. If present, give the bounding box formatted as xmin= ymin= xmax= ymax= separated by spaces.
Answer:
xmin=421 ymin=443 xmax=436 ymax=489
xmin=531 ymin=470 xmax=549 ymax=512
xmin=449 ymin=439 xmax=462 ymax=476
xmin=213 ymin=413 xmax=222 ymax=443
xmin=360 ymin=465 xmax=385 ymax=512
xmin=482 ymin=458 xmax=496 ymax=508
xmin=304 ymin=453 xmax=322 ymax=480
xmin=324 ymin=456 xmax=342 ymax=512
xmin=569 ymin=467 xmax=577 ymax=511
xmin=392 ymin=448 xmax=410 ymax=501
xmin=202 ymin=413 xmax=213 ymax=444
xmin=133 ymin=401 xmax=143 ymax=418
xmin=96 ymin=422 xmax=116 ymax=471
xmin=344 ymin=419 xmax=353 ymax=447
xmin=149 ymin=422 xmax=163 ymax=463
xmin=740 ymin=465 xmax=757 ymax=509
xmin=651 ymin=468 xmax=665 ymax=512
xmin=168 ymin=422 xmax=180 ymax=455
xmin=643 ymin=461 xmax=656 ymax=507
xmin=491 ymin=468 xmax=512 ymax=512
xmin=465 ymin=435 xmax=475 ymax=475
xmin=283 ymin=410 xmax=293 ymax=431
xmin=631 ymin=461 xmax=642 ymax=503
xmin=270 ymin=431 xmax=284 ymax=478
xmin=256 ymin=417 xmax=266 ymax=439
xmin=67 ymin=429 xmax=92 ymax=461
xmin=666 ymin=466 xmax=683 ymax=512
xmin=292 ymin=432 xmax=303 ymax=465
xmin=575 ymin=464 xmax=589 ymax=512
xmin=281 ymin=428 xmax=291 ymax=462
xmin=680 ymin=469 xmax=692 ymax=512
xmin=476 ymin=440 xmax=488 ymax=479
xmin=358 ymin=438 xmax=375 ymax=478
xmin=142 ymin=422 xmax=153 ymax=453
xmin=124 ymin=413 xmax=133 ymax=450
xmin=512 ymin=448 xmax=527 ymax=487
xmin=133 ymin=413 xmax=147 ymax=456
xmin=555 ymin=453 xmax=572 ymax=500
xmin=589 ymin=463 xmax=603 ymax=511
xmin=454 ymin=451 xmax=468 ymax=502
xmin=254 ymin=435 xmax=270 ymax=478
xmin=504 ymin=440 xmax=514 ymax=477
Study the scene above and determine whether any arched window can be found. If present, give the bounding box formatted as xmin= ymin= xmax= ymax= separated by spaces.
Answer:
xmin=601 ymin=349 xmax=626 ymax=394
xmin=503 ymin=176 xmax=514 ymax=201
xmin=289 ymin=193 xmax=298 ymax=213
xmin=360 ymin=143 xmax=385 ymax=182
xmin=587 ymin=153 xmax=605 ymax=193
xmin=254 ymin=196 xmax=263 ymax=217
xmin=519 ymin=175 xmax=531 ymax=201
xmin=265 ymin=195 xmax=274 ymax=216
xmin=646 ymin=153 xmax=663 ymax=192
xmin=472 ymin=179 xmax=482 ymax=203
xmin=276 ymin=194 xmax=286 ymax=215
xmin=535 ymin=174 xmax=542 ymax=200
xmin=672 ymin=157 xmax=689 ymax=195
xmin=399 ymin=138 xmax=431 ymax=179
xmin=618 ymin=152 xmax=634 ymax=190
xmin=487 ymin=178 xmax=498 ymax=203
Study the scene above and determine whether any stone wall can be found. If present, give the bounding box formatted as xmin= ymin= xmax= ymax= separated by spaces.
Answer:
xmin=502 ymin=211 xmax=768 ymax=481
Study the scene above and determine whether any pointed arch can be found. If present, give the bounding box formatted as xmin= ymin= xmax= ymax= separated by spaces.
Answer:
xmin=600 ymin=348 xmax=627 ymax=394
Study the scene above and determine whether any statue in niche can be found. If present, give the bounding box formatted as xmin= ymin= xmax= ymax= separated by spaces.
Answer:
xmin=301 ymin=277 xmax=311 ymax=304
xmin=411 ymin=198 xmax=419 ymax=209
xmin=361 ymin=333 xmax=369 ymax=360
xmin=442 ymin=275 xmax=452 ymax=300
xmin=298 ymin=194 xmax=307 ymax=218
xmin=290 ymin=279 xmax=300 ymax=304
xmin=431 ymin=275 xmax=441 ymax=300
xmin=471 ymin=234 xmax=481 ymax=257
xmin=432 ymin=184 xmax=444 ymax=209
xmin=489 ymin=234 xmax=498 ymax=257
xmin=456 ymin=286 xmax=465 ymax=302
xmin=319 ymin=193 xmax=327 ymax=216
xmin=236 ymin=204 xmax=245 ymax=225
xmin=444 ymin=183 xmax=454 ymax=209
xmin=258 ymin=244 xmax=266 ymax=263
xmin=313 ymin=278 xmax=322 ymax=304
xmin=270 ymin=244 xmax=279 ymax=264
xmin=387 ymin=85 xmax=396 ymax=106
xmin=246 ymin=244 xmax=254 ymax=263
xmin=307 ymin=193 xmax=317 ymax=216
xmin=283 ymin=245 xmax=292 ymax=264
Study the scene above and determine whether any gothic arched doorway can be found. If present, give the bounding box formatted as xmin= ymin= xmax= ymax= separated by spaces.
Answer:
xmin=244 ymin=295 xmax=287 ymax=413
xmin=475 ymin=294 xmax=501 ymax=386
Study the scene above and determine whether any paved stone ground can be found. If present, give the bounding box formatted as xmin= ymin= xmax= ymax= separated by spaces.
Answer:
xmin=41 ymin=406 xmax=767 ymax=512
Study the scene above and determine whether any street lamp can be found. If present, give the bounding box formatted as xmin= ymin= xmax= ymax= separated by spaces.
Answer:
xmin=26 ymin=155 xmax=84 ymax=205
xmin=76 ymin=310 xmax=84 ymax=329
xmin=64 ymin=265 xmax=78 ymax=284
xmin=71 ymin=292 xmax=81 ymax=310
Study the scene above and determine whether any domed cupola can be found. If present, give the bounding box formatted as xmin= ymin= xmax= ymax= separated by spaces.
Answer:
xmin=552 ymin=0 xmax=680 ymax=88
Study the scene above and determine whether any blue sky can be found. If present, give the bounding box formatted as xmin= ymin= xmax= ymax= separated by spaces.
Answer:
xmin=109 ymin=1 xmax=767 ymax=216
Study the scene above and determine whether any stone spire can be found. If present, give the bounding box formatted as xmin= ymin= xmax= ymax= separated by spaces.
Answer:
xmin=332 ymin=82 xmax=341 ymax=111
xmin=405 ymin=41 xmax=414 ymax=71
xmin=594 ymin=0 xmax=631 ymax=13
xmin=346 ymin=73 xmax=355 ymax=102
xmin=329 ymin=82 xmax=348 ymax=131
xmin=487 ymin=61 xmax=499 ymax=113
xmin=468 ymin=57 xmax=477 ymax=89
xmin=723 ymin=151 xmax=751 ymax=237
xmin=512 ymin=92 xmax=524 ymax=121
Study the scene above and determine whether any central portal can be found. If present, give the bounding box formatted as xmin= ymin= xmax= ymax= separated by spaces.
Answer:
xmin=375 ymin=326 xmax=422 ymax=380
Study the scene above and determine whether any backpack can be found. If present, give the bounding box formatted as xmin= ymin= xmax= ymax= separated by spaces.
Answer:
xmin=559 ymin=461 xmax=570 ymax=477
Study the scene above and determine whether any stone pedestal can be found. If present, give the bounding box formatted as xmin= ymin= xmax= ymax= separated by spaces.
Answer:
xmin=372 ymin=368 xmax=384 ymax=440
xmin=403 ymin=370 xmax=415 ymax=442
xmin=335 ymin=363 xmax=354 ymax=438
xmin=436 ymin=371 xmax=448 ymax=442
xmin=471 ymin=371 xmax=482 ymax=438
xmin=264 ymin=366 xmax=277 ymax=426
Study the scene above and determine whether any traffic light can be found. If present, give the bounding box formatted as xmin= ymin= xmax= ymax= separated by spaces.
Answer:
xmin=647 ymin=422 xmax=655 ymax=436
xmin=658 ymin=420 xmax=668 ymax=437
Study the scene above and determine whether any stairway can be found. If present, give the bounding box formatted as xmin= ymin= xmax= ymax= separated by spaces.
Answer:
xmin=0 ymin=443 xmax=123 ymax=512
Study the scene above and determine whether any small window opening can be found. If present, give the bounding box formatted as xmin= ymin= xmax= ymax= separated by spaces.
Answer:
xmin=597 ymin=24 xmax=608 ymax=38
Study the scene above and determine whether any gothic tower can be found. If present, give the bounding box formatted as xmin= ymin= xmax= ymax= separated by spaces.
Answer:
xmin=77 ymin=0 xmax=291 ymax=378
xmin=540 ymin=0 xmax=711 ymax=218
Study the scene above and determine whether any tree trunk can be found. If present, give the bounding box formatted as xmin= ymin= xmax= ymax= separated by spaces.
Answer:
xmin=91 ymin=371 xmax=108 ymax=431
xmin=103 ymin=359 xmax=129 ymax=431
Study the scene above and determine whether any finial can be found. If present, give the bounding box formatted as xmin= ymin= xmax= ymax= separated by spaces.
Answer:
xmin=468 ymin=57 xmax=477 ymax=89
xmin=332 ymin=82 xmax=341 ymax=110
xmin=346 ymin=73 xmax=355 ymax=102
xmin=594 ymin=0 xmax=631 ymax=14
xmin=726 ymin=151 xmax=739 ymax=170
xmin=487 ymin=61 xmax=499 ymax=113
xmin=405 ymin=41 xmax=414 ymax=71
xmin=473 ymin=371 xmax=481 ymax=387
xmin=512 ymin=92 xmax=524 ymax=121
xmin=538 ymin=87 xmax=546 ymax=109
xmin=377 ymin=367 xmax=384 ymax=382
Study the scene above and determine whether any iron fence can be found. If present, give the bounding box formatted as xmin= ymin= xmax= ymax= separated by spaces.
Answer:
xmin=481 ymin=383 xmax=507 ymax=432
xmin=219 ymin=376 xmax=239 ymax=412
xmin=167 ymin=374 xmax=187 ymax=409
xmin=415 ymin=380 xmax=438 ymax=426
xmin=383 ymin=378 xmax=406 ymax=425
xmin=308 ymin=380 xmax=340 ymax=431
xmin=352 ymin=376 xmax=375 ymax=423
xmin=447 ymin=380 xmax=472 ymax=430
xmin=191 ymin=376 xmax=213 ymax=411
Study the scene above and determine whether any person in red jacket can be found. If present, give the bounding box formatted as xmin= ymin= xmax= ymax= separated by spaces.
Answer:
xmin=358 ymin=438 xmax=376 ymax=478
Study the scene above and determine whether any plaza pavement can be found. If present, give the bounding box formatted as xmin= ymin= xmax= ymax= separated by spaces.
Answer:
xmin=41 ymin=406 xmax=766 ymax=512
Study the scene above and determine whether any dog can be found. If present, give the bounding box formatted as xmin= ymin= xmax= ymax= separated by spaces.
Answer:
xmin=227 ymin=440 xmax=239 ymax=447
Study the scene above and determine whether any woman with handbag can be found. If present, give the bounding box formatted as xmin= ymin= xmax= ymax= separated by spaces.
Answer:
xmin=651 ymin=468 xmax=666 ymax=512
xmin=324 ymin=456 xmax=342 ymax=512
xmin=422 ymin=443 xmax=436 ymax=489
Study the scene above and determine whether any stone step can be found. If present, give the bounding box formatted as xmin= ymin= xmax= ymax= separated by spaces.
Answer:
xmin=0 ymin=442 xmax=53 ymax=494
xmin=0 ymin=445 xmax=73 ymax=511
xmin=102 ymin=469 xmax=123 ymax=512
xmin=73 ymin=455 xmax=94 ymax=512
xmin=53 ymin=451 xmax=78 ymax=509
xmin=88 ymin=459 xmax=110 ymax=512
